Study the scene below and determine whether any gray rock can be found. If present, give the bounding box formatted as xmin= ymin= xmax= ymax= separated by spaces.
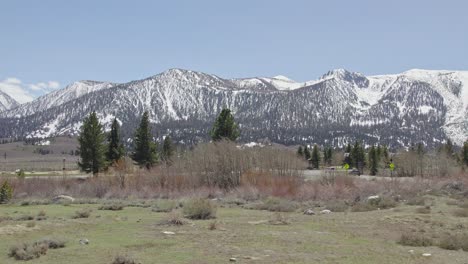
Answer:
xmin=320 ymin=209 xmax=332 ymax=214
xmin=79 ymin=238 xmax=89 ymax=245
xmin=229 ymin=258 xmax=237 ymax=262
xmin=303 ymin=209 xmax=315 ymax=215
xmin=52 ymin=195 xmax=75 ymax=203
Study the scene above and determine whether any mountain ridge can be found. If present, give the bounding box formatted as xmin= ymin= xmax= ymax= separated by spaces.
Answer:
xmin=0 ymin=68 xmax=466 ymax=147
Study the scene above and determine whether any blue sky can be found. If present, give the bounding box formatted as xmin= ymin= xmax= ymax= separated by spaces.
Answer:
xmin=1 ymin=0 xmax=467 ymax=102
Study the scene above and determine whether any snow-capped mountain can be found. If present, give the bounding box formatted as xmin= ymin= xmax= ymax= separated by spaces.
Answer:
xmin=0 ymin=90 xmax=19 ymax=112
xmin=0 ymin=68 xmax=466 ymax=147
xmin=2 ymin=80 xmax=116 ymax=118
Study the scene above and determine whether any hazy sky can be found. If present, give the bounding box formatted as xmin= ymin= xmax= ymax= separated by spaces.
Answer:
xmin=1 ymin=0 xmax=467 ymax=101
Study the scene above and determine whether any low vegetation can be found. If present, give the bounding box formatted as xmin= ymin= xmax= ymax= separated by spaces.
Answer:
xmin=182 ymin=199 xmax=217 ymax=220
xmin=398 ymin=233 xmax=434 ymax=247
xmin=72 ymin=208 xmax=92 ymax=219
xmin=8 ymin=238 xmax=65 ymax=261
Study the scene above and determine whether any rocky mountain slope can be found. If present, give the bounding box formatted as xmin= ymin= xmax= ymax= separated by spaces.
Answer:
xmin=0 ymin=68 xmax=466 ymax=148
xmin=0 ymin=90 xmax=19 ymax=112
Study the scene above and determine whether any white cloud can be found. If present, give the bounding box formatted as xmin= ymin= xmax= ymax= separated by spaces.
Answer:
xmin=29 ymin=81 xmax=61 ymax=91
xmin=0 ymin=77 xmax=61 ymax=104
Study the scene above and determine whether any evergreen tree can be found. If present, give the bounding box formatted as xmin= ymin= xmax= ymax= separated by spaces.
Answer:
xmin=382 ymin=145 xmax=389 ymax=163
xmin=351 ymin=141 xmax=366 ymax=173
xmin=311 ymin=144 xmax=321 ymax=169
xmin=0 ymin=180 xmax=13 ymax=204
xmin=78 ymin=112 xmax=107 ymax=176
xmin=297 ymin=146 xmax=303 ymax=157
xmin=343 ymin=143 xmax=352 ymax=165
xmin=323 ymin=146 xmax=333 ymax=166
xmin=131 ymin=111 xmax=158 ymax=169
xmin=462 ymin=141 xmax=468 ymax=167
xmin=304 ymin=145 xmax=311 ymax=160
xmin=210 ymin=108 xmax=240 ymax=141
xmin=368 ymin=145 xmax=378 ymax=176
xmin=161 ymin=136 xmax=175 ymax=164
xmin=376 ymin=144 xmax=382 ymax=163
xmin=445 ymin=139 xmax=454 ymax=157
xmin=416 ymin=142 xmax=425 ymax=176
xmin=106 ymin=118 xmax=125 ymax=165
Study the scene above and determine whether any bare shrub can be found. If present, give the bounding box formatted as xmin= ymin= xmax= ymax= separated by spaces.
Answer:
xmin=415 ymin=206 xmax=431 ymax=214
xmin=26 ymin=221 xmax=36 ymax=228
xmin=398 ymin=233 xmax=433 ymax=247
xmin=324 ymin=200 xmax=349 ymax=212
xmin=7 ymin=238 xmax=63 ymax=261
xmin=183 ymin=199 xmax=216 ymax=220
xmin=15 ymin=215 xmax=34 ymax=221
xmin=72 ymin=209 xmax=92 ymax=219
xmin=112 ymin=254 xmax=140 ymax=264
xmin=99 ymin=203 xmax=124 ymax=211
xmin=8 ymin=242 xmax=48 ymax=260
xmin=158 ymin=212 xmax=186 ymax=226
xmin=438 ymin=233 xmax=468 ymax=251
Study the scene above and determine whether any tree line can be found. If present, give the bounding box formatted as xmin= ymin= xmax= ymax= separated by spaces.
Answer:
xmin=78 ymin=108 xmax=239 ymax=175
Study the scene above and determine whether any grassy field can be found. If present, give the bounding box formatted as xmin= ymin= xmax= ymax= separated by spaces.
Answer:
xmin=1 ymin=196 xmax=468 ymax=264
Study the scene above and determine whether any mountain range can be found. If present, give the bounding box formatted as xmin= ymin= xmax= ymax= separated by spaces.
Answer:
xmin=0 ymin=68 xmax=467 ymax=148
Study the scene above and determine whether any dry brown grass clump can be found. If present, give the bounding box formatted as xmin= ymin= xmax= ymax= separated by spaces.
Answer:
xmin=98 ymin=203 xmax=125 ymax=211
xmin=112 ymin=254 xmax=140 ymax=264
xmin=397 ymin=233 xmax=434 ymax=247
xmin=268 ymin=212 xmax=291 ymax=225
xmin=158 ymin=212 xmax=186 ymax=226
xmin=183 ymin=199 xmax=217 ymax=220
xmin=72 ymin=209 xmax=92 ymax=219
xmin=415 ymin=206 xmax=431 ymax=214
xmin=453 ymin=208 xmax=468 ymax=217
xmin=438 ymin=233 xmax=468 ymax=251
xmin=8 ymin=238 xmax=65 ymax=261
xmin=253 ymin=197 xmax=299 ymax=212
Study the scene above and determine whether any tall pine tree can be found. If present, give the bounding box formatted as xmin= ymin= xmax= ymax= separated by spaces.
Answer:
xmin=131 ymin=111 xmax=158 ymax=169
xmin=343 ymin=143 xmax=352 ymax=165
xmin=210 ymin=108 xmax=240 ymax=141
xmin=297 ymin=146 xmax=304 ymax=157
xmin=106 ymin=118 xmax=125 ymax=165
xmin=462 ymin=141 xmax=468 ymax=167
xmin=368 ymin=145 xmax=378 ymax=175
xmin=304 ymin=145 xmax=311 ymax=160
xmin=78 ymin=112 xmax=107 ymax=176
xmin=161 ymin=136 xmax=175 ymax=164
xmin=311 ymin=144 xmax=321 ymax=169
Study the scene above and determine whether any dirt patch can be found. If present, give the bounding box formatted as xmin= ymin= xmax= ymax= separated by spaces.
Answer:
xmin=0 ymin=224 xmax=38 ymax=235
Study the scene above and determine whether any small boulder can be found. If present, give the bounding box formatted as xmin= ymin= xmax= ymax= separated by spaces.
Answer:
xmin=303 ymin=209 xmax=315 ymax=215
xmin=367 ymin=195 xmax=380 ymax=201
xmin=52 ymin=195 xmax=75 ymax=203
xmin=229 ymin=258 xmax=237 ymax=262
xmin=162 ymin=231 xmax=175 ymax=235
xmin=79 ymin=238 xmax=89 ymax=245
xmin=422 ymin=253 xmax=431 ymax=257
xmin=320 ymin=209 xmax=332 ymax=214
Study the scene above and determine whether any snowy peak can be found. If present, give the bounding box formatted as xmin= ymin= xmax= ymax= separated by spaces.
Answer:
xmin=0 ymin=68 xmax=466 ymax=147
xmin=1 ymin=80 xmax=116 ymax=118
xmin=0 ymin=90 xmax=19 ymax=112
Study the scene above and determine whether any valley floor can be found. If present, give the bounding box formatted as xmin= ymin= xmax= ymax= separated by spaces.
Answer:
xmin=1 ymin=196 xmax=467 ymax=264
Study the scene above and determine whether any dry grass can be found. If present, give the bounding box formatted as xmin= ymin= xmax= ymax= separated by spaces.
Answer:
xmin=253 ymin=197 xmax=299 ymax=212
xmin=453 ymin=208 xmax=468 ymax=217
xmin=72 ymin=209 xmax=92 ymax=219
xmin=415 ymin=206 xmax=431 ymax=214
xmin=182 ymin=199 xmax=217 ymax=220
xmin=397 ymin=233 xmax=434 ymax=247
xmin=158 ymin=212 xmax=186 ymax=226
xmin=112 ymin=254 xmax=140 ymax=264
xmin=98 ymin=203 xmax=125 ymax=211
